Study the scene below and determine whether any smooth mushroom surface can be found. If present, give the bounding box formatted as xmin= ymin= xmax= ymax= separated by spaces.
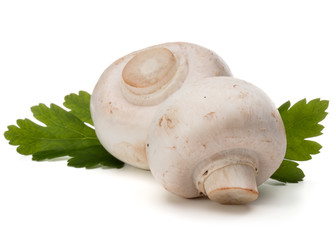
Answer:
xmin=91 ymin=42 xmax=232 ymax=169
xmin=146 ymin=77 xmax=287 ymax=204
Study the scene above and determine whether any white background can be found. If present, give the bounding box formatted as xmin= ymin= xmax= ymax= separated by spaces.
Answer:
xmin=1 ymin=1 xmax=332 ymax=239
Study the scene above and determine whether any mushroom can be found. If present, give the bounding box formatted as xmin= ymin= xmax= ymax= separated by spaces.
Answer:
xmin=90 ymin=42 xmax=232 ymax=169
xmin=146 ymin=76 xmax=286 ymax=204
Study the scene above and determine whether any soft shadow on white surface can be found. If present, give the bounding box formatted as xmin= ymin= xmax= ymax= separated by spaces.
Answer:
xmin=106 ymin=163 xmax=307 ymax=210
xmin=164 ymin=194 xmax=253 ymax=215
xmin=153 ymin=178 xmax=306 ymax=216
xmin=254 ymin=180 xmax=305 ymax=206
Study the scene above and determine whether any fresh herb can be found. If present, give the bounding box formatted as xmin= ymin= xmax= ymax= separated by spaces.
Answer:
xmin=63 ymin=91 xmax=94 ymax=126
xmin=4 ymin=93 xmax=328 ymax=183
xmin=270 ymin=159 xmax=305 ymax=183
xmin=271 ymin=98 xmax=329 ymax=183
xmin=4 ymin=91 xmax=123 ymax=169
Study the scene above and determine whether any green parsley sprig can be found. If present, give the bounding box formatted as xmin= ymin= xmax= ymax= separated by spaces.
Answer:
xmin=4 ymin=91 xmax=123 ymax=169
xmin=4 ymin=92 xmax=328 ymax=182
xmin=270 ymin=98 xmax=329 ymax=182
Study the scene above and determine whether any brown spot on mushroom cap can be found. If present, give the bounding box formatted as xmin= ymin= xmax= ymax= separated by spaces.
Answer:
xmin=158 ymin=107 xmax=179 ymax=130
xmin=158 ymin=114 xmax=176 ymax=129
xmin=162 ymin=170 xmax=169 ymax=177
xmin=238 ymin=91 xmax=249 ymax=99
xmin=271 ymin=112 xmax=280 ymax=122
xmin=204 ymin=112 xmax=216 ymax=120
xmin=165 ymin=115 xmax=174 ymax=128
xmin=158 ymin=117 xmax=163 ymax=127
xmin=107 ymin=101 xmax=118 ymax=115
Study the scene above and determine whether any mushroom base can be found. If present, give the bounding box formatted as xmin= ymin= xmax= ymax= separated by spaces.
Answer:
xmin=193 ymin=149 xmax=259 ymax=205
xmin=203 ymin=164 xmax=258 ymax=205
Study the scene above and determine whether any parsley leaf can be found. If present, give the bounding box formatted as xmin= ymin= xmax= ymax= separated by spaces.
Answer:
xmin=67 ymin=145 xmax=123 ymax=169
xmin=270 ymin=98 xmax=329 ymax=183
xmin=4 ymin=92 xmax=124 ymax=169
xmin=63 ymin=90 xmax=93 ymax=126
xmin=270 ymin=160 xmax=305 ymax=183
xmin=279 ymin=98 xmax=328 ymax=160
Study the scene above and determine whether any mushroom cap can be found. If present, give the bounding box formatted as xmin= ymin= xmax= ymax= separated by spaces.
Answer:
xmin=90 ymin=42 xmax=232 ymax=169
xmin=146 ymin=77 xmax=286 ymax=198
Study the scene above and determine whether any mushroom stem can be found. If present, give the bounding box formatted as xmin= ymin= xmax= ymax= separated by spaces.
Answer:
xmin=203 ymin=164 xmax=258 ymax=205
xmin=193 ymin=149 xmax=259 ymax=204
xmin=122 ymin=47 xmax=178 ymax=95
xmin=121 ymin=47 xmax=188 ymax=106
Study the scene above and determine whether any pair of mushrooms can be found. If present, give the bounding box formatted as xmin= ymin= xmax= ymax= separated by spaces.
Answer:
xmin=91 ymin=42 xmax=286 ymax=205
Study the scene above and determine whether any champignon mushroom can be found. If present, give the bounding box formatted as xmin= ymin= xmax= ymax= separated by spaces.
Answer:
xmin=146 ymin=76 xmax=286 ymax=204
xmin=91 ymin=42 xmax=232 ymax=169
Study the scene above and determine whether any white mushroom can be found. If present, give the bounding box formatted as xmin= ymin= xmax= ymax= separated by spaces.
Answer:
xmin=91 ymin=42 xmax=232 ymax=169
xmin=146 ymin=77 xmax=286 ymax=204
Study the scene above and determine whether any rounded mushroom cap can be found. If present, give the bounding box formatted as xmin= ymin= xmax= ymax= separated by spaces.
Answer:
xmin=147 ymin=77 xmax=286 ymax=198
xmin=91 ymin=42 xmax=232 ymax=169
